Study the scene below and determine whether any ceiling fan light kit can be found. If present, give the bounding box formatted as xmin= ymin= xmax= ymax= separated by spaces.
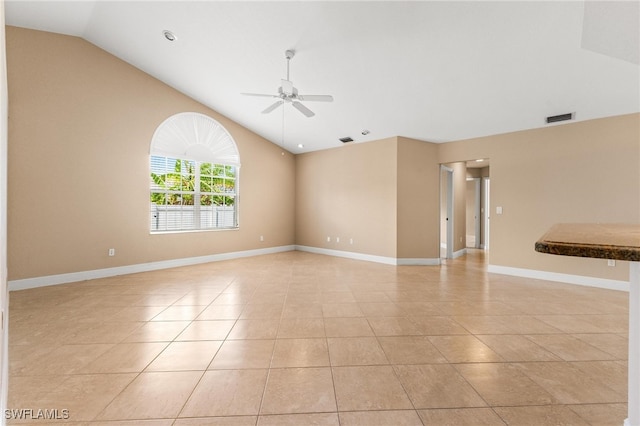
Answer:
xmin=242 ymin=50 xmax=334 ymax=118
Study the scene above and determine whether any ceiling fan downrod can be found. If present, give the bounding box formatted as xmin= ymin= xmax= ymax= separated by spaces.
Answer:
xmin=285 ymin=49 xmax=294 ymax=81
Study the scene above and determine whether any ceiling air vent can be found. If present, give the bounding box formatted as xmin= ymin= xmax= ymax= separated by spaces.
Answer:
xmin=339 ymin=137 xmax=354 ymax=143
xmin=546 ymin=113 xmax=574 ymax=124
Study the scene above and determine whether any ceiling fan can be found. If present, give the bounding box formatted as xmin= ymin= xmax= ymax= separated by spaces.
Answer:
xmin=242 ymin=50 xmax=333 ymax=117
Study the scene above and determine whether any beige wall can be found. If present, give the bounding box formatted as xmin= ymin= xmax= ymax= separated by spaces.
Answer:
xmin=439 ymin=113 xmax=640 ymax=281
xmin=295 ymin=136 xmax=441 ymax=261
xmin=6 ymin=27 xmax=295 ymax=280
xmin=467 ymin=166 xmax=490 ymax=179
xmin=396 ymin=137 xmax=439 ymax=259
xmin=6 ymin=27 xmax=639 ymax=285
xmin=296 ymin=112 xmax=639 ymax=279
xmin=295 ymin=138 xmax=398 ymax=258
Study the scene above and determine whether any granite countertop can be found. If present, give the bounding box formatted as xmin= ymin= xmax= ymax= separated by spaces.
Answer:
xmin=535 ymin=223 xmax=640 ymax=262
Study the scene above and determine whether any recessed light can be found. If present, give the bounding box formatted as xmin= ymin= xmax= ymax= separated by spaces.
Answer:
xmin=297 ymin=144 xmax=304 ymax=148
xmin=361 ymin=129 xmax=370 ymax=135
xmin=475 ymin=159 xmax=484 ymax=162
xmin=163 ymin=30 xmax=177 ymax=42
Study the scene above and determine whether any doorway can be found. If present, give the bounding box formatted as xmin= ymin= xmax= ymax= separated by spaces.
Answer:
xmin=466 ymin=178 xmax=481 ymax=248
xmin=483 ymin=177 xmax=490 ymax=250
xmin=440 ymin=165 xmax=454 ymax=259
xmin=465 ymin=159 xmax=490 ymax=251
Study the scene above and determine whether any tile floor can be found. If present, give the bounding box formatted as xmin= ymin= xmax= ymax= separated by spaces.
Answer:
xmin=7 ymin=250 xmax=629 ymax=425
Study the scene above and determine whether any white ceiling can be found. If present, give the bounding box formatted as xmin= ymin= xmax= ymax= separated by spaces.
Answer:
xmin=5 ymin=1 xmax=639 ymax=154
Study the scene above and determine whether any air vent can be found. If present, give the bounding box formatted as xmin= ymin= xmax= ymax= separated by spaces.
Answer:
xmin=546 ymin=113 xmax=574 ymax=124
xmin=339 ymin=137 xmax=354 ymax=143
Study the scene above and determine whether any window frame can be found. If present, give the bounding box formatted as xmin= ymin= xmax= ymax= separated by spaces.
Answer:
xmin=149 ymin=113 xmax=240 ymax=234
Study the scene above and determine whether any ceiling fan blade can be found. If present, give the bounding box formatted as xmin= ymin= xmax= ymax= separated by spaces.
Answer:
xmin=242 ymin=92 xmax=279 ymax=98
xmin=262 ymin=100 xmax=284 ymax=114
xmin=292 ymin=101 xmax=315 ymax=117
xmin=297 ymin=95 xmax=334 ymax=102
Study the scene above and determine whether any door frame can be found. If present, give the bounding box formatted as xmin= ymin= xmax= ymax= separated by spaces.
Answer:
xmin=482 ymin=176 xmax=490 ymax=250
xmin=471 ymin=177 xmax=481 ymax=249
xmin=440 ymin=165 xmax=454 ymax=259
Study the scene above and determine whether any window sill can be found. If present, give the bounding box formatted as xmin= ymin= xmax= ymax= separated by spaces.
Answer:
xmin=150 ymin=227 xmax=240 ymax=235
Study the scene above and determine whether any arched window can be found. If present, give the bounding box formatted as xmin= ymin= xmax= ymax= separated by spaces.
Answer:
xmin=149 ymin=112 xmax=240 ymax=232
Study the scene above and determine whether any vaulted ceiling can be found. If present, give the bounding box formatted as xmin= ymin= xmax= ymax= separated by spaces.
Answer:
xmin=5 ymin=1 xmax=639 ymax=153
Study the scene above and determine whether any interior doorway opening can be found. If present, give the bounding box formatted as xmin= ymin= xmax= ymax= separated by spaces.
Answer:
xmin=440 ymin=165 xmax=454 ymax=260
xmin=466 ymin=178 xmax=481 ymax=248
xmin=440 ymin=160 xmax=490 ymax=262
xmin=465 ymin=159 xmax=490 ymax=251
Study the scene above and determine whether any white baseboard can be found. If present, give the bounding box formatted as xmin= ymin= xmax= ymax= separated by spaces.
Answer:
xmin=8 ymin=244 xmax=439 ymax=291
xmin=295 ymin=245 xmax=397 ymax=265
xmin=15 ymin=247 xmax=621 ymax=293
xmin=8 ymin=245 xmax=296 ymax=291
xmin=397 ymin=258 xmax=441 ymax=266
xmin=295 ymin=245 xmax=439 ymax=266
xmin=452 ymin=248 xmax=467 ymax=259
xmin=488 ymin=264 xmax=629 ymax=292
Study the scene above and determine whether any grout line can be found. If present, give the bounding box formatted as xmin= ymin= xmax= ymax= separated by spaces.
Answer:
xmin=256 ymin=272 xmax=289 ymax=419
xmin=8 ymin=251 xmax=631 ymax=424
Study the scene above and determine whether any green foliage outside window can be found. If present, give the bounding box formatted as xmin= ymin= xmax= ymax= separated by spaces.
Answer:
xmin=150 ymin=158 xmax=236 ymax=207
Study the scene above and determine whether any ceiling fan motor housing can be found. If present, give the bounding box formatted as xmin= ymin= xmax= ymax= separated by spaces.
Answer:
xmin=281 ymin=79 xmax=294 ymax=96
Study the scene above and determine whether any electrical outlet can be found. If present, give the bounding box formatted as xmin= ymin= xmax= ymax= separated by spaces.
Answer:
xmin=336 ymin=237 xmax=340 ymax=243
xmin=260 ymin=235 xmax=264 ymax=242
xmin=108 ymin=248 xmax=115 ymax=257
xmin=327 ymin=236 xmax=331 ymax=242
xmin=608 ymin=259 xmax=616 ymax=267
xmin=350 ymin=238 xmax=353 ymax=244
